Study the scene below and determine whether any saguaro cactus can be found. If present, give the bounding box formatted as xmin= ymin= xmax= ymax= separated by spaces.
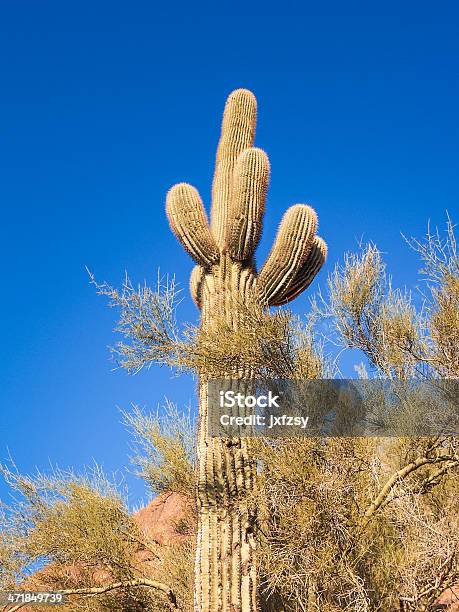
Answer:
xmin=167 ymin=89 xmax=326 ymax=612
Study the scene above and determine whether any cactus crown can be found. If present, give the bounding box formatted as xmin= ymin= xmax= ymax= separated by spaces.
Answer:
xmin=166 ymin=88 xmax=327 ymax=307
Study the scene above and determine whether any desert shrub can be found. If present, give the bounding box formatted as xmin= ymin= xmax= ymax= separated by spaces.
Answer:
xmin=1 ymin=218 xmax=457 ymax=611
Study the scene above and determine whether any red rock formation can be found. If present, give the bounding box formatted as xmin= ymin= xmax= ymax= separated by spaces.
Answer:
xmin=436 ymin=585 xmax=459 ymax=611
xmin=133 ymin=491 xmax=191 ymax=546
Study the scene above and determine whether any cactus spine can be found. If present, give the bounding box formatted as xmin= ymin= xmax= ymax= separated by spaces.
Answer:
xmin=166 ymin=89 xmax=326 ymax=611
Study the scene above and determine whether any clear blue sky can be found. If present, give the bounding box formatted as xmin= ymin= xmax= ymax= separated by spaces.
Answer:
xmin=1 ymin=1 xmax=458 ymax=506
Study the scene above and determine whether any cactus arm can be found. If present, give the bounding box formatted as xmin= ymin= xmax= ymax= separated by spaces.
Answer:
xmin=190 ymin=265 xmax=204 ymax=309
xmin=226 ymin=147 xmax=270 ymax=261
xmin=210 ymin=89 xmax=257 ymax=248
xmin=268 ymin=236 xmax=327 ymax=305
xmin=166 ymin=183 xmax=219 ymax=267
xmin=258 ymin=204 xmax=318 ymax=304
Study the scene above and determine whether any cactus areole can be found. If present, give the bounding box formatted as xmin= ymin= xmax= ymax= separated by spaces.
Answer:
xmin=166 ymin=89 xmax=326 ymax=612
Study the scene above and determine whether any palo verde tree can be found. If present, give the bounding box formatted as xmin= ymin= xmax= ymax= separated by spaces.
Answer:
xmin=166 ymin=89 xmax=326 ymax=611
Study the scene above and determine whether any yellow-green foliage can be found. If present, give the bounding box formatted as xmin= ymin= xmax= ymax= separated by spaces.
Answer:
xmin=123 ymin=400 xmax=195 ymax=498
xmin=253 ymin=435 xmax=459 ymax=611
xmin=0 ymin=464 xmax=192 ymax=610
xmin=429 ymin=271 xmax=459 ymax=377
xmin=186 ymin=298 xmax=327 ymax=380
xmin=82 ymin=216 xmax=459 ymax=611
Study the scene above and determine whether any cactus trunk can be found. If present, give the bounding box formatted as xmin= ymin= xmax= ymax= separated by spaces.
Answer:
xmin=166 ymin=89 xmax=326 ymax=611
xmin=194 ymin=257 xmax=258 ymax=611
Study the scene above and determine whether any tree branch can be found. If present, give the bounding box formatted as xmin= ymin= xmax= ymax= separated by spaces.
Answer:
xmin=363 ymin=455 xmax=459 ymax=522
xmin=4 ymin=578 xmax=179 ymax=611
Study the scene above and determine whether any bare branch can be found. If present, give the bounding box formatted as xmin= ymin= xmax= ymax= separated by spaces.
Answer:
xmin=4 ymin=578 xmax=180 ymax=611
xmin=363 ymin=455 xmax=459 ymax=522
